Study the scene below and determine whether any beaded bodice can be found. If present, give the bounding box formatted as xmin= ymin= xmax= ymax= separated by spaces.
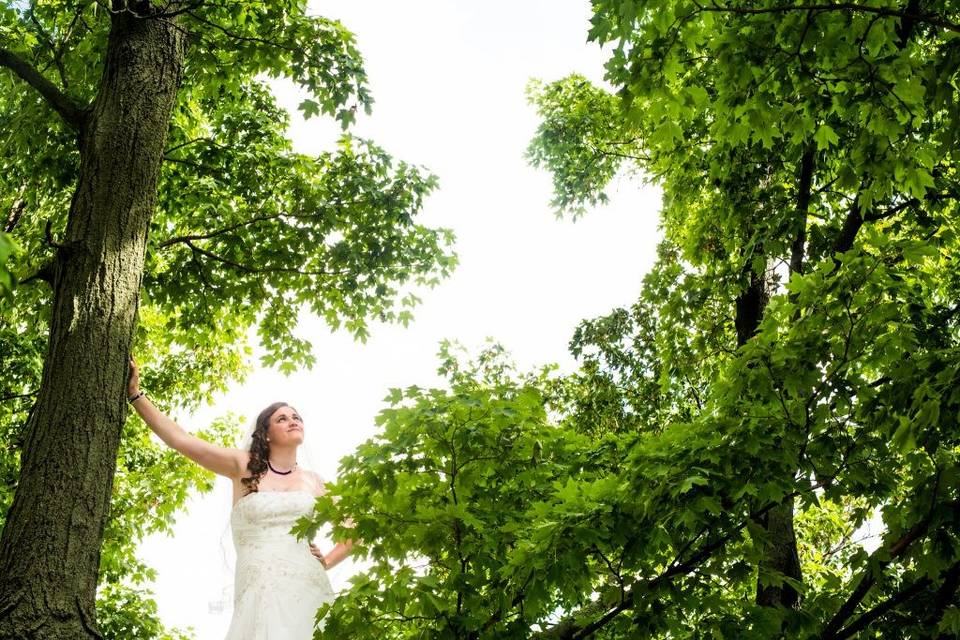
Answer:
xmin=231 ymin=489 xmax=316 ymax=544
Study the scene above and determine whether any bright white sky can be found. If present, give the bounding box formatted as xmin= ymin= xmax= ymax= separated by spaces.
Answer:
xmin=139 ymin=1 xmax=662 ymax=636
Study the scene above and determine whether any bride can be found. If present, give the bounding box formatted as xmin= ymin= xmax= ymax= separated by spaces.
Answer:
xmin=126 ymin=357 xmax=353 ymax=639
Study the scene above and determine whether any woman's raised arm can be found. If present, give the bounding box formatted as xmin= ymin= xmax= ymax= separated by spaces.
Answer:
xmin=127 ymin=357 xmax=247 ymax=479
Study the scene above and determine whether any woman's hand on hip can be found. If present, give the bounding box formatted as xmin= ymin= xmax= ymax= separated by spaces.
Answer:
xmin=309 ymin=542 xmax=328 ymax=568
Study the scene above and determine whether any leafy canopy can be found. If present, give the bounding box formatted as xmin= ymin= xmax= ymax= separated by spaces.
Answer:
xmin=301 ymin=2 xmax=959 ymax=638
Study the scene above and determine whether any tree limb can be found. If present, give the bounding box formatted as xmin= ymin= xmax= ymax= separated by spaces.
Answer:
xmin=180 ymin=239 xmax=336 ymax=276
xmin=790 ymin=144 xmax=816 ymax=278
xmin=862 ymin=197 xmax=919 ymax=222
xmin=818 ymin=473 xmax=944 ymax=640
xmin=830 ymin=558 xmax=960 ymax=639
xmin=0 ymin=49 xmax=85 ymax=130
xmin=157 ymin=213 xmax=288 ymax=247
xmin=533 ymin=494 xmax=805 ymax=640
xmin=4 ymin=192 xmax=26 ymax=234
xmin=690 ymin=2 xmax=960 ymax=35
xmin=930 ymin=559 xmax=960 ymax=631
xmin=832 ymin=574 xmax=932 ymax=640
xmin=19 ymin=262 xmax=54 ymax=286
xmin=0 ymin=391 xmax=38 ymax=403
xmin=833 ymin=193 xmax=863 ymax=255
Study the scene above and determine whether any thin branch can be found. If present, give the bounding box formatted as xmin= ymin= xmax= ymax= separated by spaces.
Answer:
xmin=161 ymin=154 xmax=222 ymax=176
xmin=0 ymin=391 xmax=38 ymax=403
xmin=790 ymin=145 xmax=816 ymax=278
xmin=157 ymin=213 xmax=287 ymax=247
xmin=862 ymin=197 xmax=919 ymax=222
xmin=833 ymin=190 xmax=864 ymax=255
xmin=478 ymin=570 xmax=535 ymax=635
xmin=144 ymin=0 xmax=206 ymax=19
xmin=162 ymin=135 xmax=231 ymax=155
xmin=931 ymin=559 xmax=960 ymax=625
xmin=44 ymin=218 xmax=66 ymax=249
xmin=4 ymin=190 xmax=26 ymax=233
xmin=19 ymin=262 xmax=54 ymax=286
xmin=0 ymin=48 xmax=85 ymax=130
xmin=181 ymin=239 xmax=336 ymax=276
xmin=184 ymin=9 xmax=296 ymax=50
xmin=28 ymin=5 xmax=69 ymax=89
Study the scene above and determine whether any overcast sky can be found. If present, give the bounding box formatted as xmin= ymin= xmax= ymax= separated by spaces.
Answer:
xmin=139 ymin=2 xmax=662 ymax=636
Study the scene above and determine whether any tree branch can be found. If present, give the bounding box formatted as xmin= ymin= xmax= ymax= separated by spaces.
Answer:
xmin=862 ymin=197 xmax=919 ymax=222
xmin=19 ymin=262 xmax=54 ymax=286
xmin=830 ymin=558 xmax=960 ymax=639
xmin=833 ymin=192 xmax=863 ymax=255
xmin=818 ymin=473 xmax=944 ymax=640
xmin=184 ymin=9 xmax=297 ymax=51
xmin=533 ymin=493 xmax=807 ymax=640
xmin=790 ymin=145 xmax=816 ymax=277
xmin=832 ymin=574 xmax=932 ymax=640
xmin=690 ymin=2 xmax=960 ymax=35
xmin=157 ymin=213 xmax=287 ymax=247
xmin=162 ymin=135 xmax=230 ymax=155
xmin=0 ymin=48 xmax=85 ymax=130
xmin=930 ymin=559 xmax=960 ymax=629
xmin=0 ymin=391 xmax=38 ymax=403
xmin=4 ymin=192 xmax=26 ymax=233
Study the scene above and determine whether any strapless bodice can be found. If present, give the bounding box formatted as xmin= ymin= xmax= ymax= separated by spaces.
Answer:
xmin=230 ymin=489 xmax=317 ymax=546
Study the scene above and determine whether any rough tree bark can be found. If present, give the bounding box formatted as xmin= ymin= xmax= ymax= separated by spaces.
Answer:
xmin=0 ymin=6 xmax=186 ymax=638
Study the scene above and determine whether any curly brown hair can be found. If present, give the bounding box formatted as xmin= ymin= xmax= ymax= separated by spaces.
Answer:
xmin=240 ymin=401 xmax=290 ymax=496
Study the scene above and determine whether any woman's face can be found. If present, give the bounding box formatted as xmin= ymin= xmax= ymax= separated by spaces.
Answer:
xmin=266 ymin=405 xmax=304 ymax=447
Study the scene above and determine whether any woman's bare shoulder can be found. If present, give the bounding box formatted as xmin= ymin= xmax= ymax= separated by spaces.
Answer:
xmin=303 ymin=469 xmax=327 ymax=496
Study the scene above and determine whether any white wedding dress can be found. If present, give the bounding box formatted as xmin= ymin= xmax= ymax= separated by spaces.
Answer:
xmin=224 ymin=489 xmax=336 ymax=639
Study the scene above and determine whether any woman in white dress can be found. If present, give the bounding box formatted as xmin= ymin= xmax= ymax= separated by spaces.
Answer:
xmin=126 ymin=357 xmax=354 ymax=639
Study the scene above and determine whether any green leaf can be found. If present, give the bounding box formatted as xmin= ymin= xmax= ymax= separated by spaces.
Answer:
xmin=814 ymin=124 xmax=839 ymax=150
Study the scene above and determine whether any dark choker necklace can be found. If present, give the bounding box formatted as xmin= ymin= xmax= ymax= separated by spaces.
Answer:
xmin=267 ymin=460 xmax=296 ymax=475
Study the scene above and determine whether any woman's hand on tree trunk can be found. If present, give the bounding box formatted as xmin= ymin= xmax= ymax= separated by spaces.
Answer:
xmin=127 ymin=356 xmax=140 ymax=397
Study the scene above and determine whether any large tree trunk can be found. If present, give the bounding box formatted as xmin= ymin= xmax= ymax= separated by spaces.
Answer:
xmin=754 ymin=497 xmax=802 ymax=608
xmin=0 ymin=8 xmax=185 ymax=638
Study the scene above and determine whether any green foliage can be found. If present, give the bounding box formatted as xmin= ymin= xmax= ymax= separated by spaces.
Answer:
xmin=293 ymin=343 xmax=589 ymax=638
xmin=526 ymin=76 xmax=644 ymax=218
xmin=3 ymin=0 xmax=958 ymax=637
xmin=522 ymin=1 xmax=960 ymax=635
xmin=96 ymin=583 xmax=194 ymax=640
xmin=0 ymin=232 xmax=14 ymax=297
xmin=297 ymin=2 xmax=960 ymax=638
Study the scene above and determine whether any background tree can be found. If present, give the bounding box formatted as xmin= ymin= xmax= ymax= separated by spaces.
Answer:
xmin=0 ymin=0 xmax=456 ymax=637
xmin=303 ymin=1 xmax=959 ymax=638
